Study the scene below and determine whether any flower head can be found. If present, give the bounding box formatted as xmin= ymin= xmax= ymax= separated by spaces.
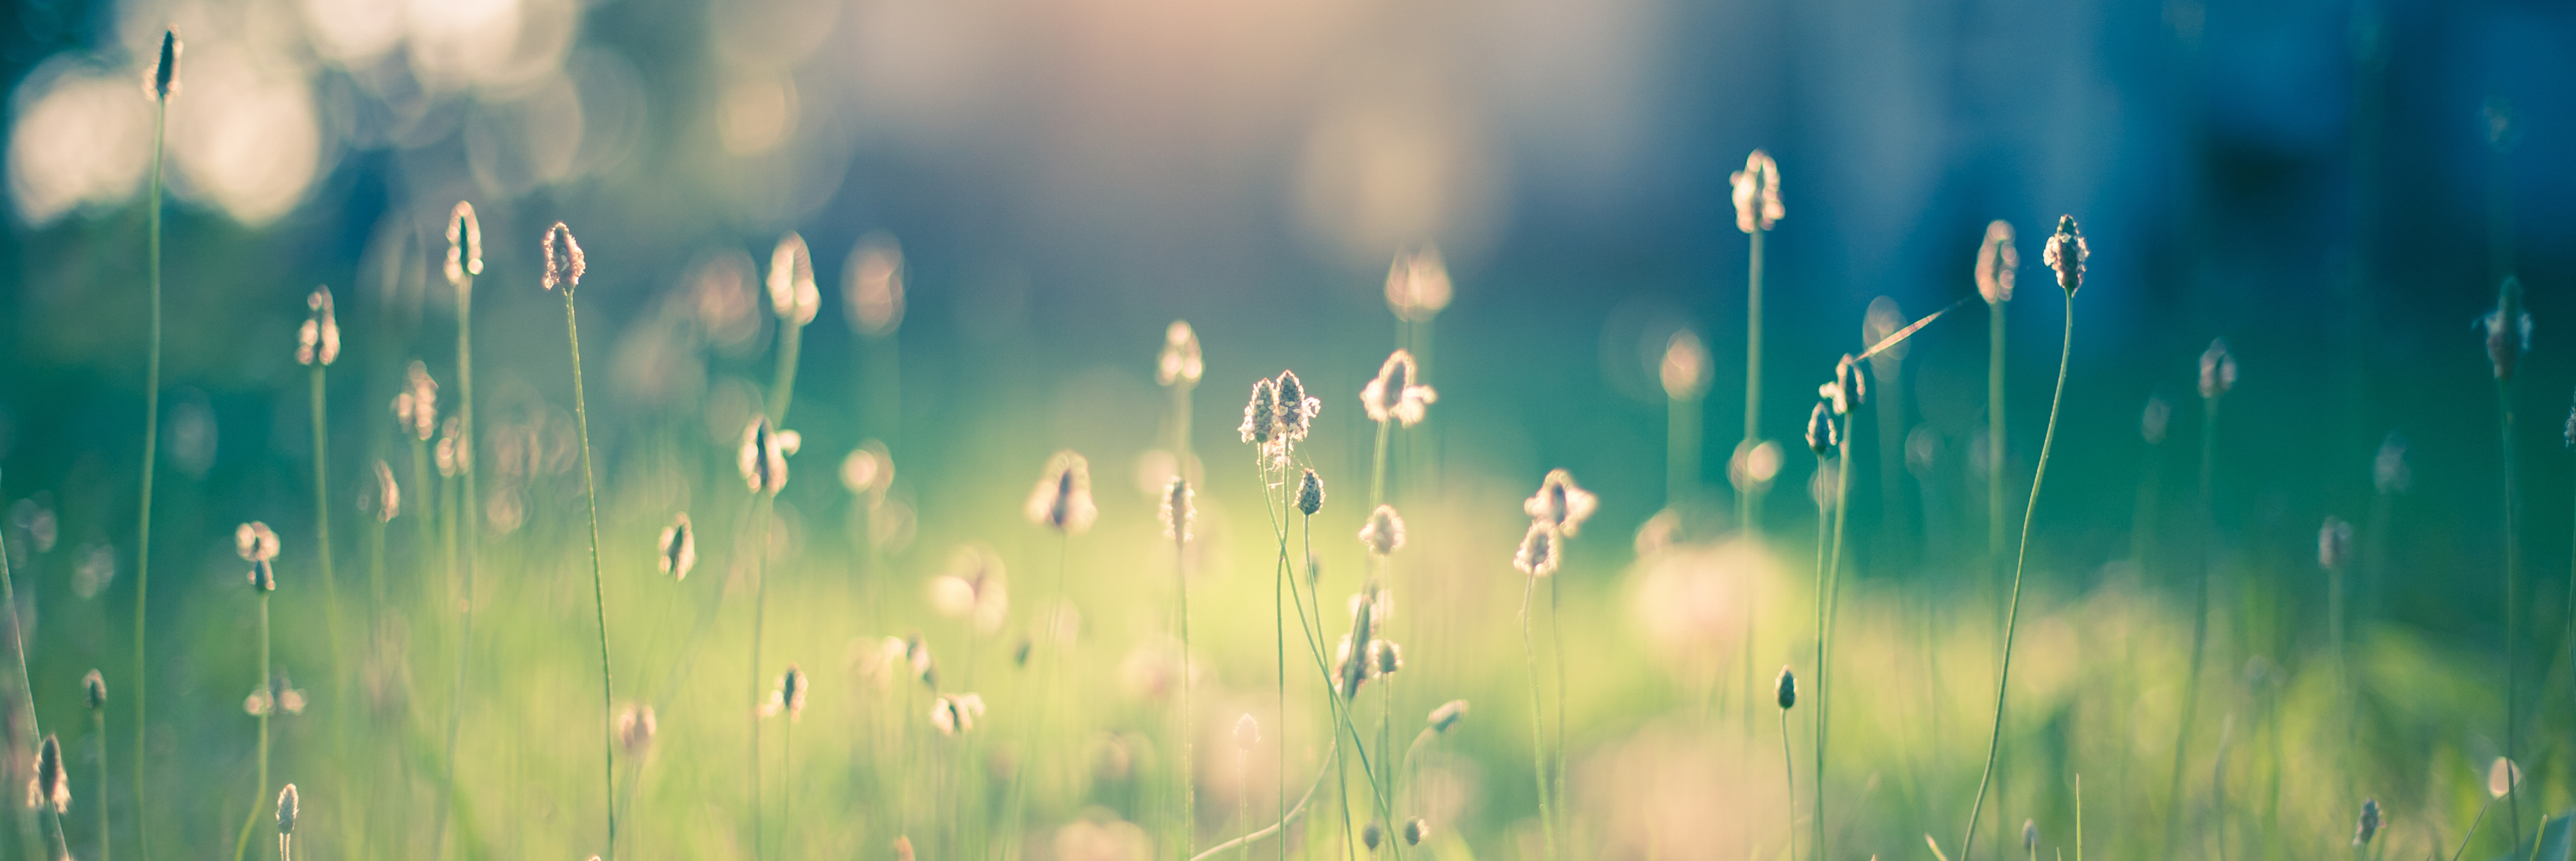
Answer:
xmin=1523 ymin=469 xmax=1598 ymax=537
xmin=1359 ymin=504 xmax=1405 ymax=557
xmin=2141 ymin=395 xmax=2171 ymax=445
xmin=1730 ymin=150 xmax=1783 ymax=233
xmin=1729 ymin=440 xmax=1783 ymax=496
xmin=1274 ymin=369 xmax=1320 ymax=441
xmin=367 ymin=460 xmax=401 ymax=523
xmin=1233 ymin=713 xmax=1260 ymax=750
xmin=843 ymin=233 xmax=905 ymax=336
xmin=1819 ymin=355 xmax=1866 ymax=416
xmin=658 ymin=513 xmax=696 ymax=580
xmin=541 ymin=222 xmax=585 ymax=294
xmin=762 ymin=664 xmax=808 ymax=720
xmin=1806 ymin=401 xmax=1840 ymax=456
xmin=1775 ymin=666 xmax=1796 ymax=710
xmin=1239 ymin=378 xmax=1277 ymax=446
xmin=1428 ymin=700 xmax=1468 ymax=733
xmin=2482 ymin=276 xmax=2533 ymax=382
xmin=2042 ymin=215 xmax=2086 ymax=295
xmin=297 ymin=287 xmax=339 ymax=366
xmin=767 ymin=233 xmax=820 ymax=325
xmin=277 ymin=783 xmax=298 ymax=836
xmin=1661 ymin=331 xmax=1711 ymax=400
xmin=1386 ymin=246 xmax=1453 ymax=323
xmin=238 ymin=521 xmax=280 ymax=591
xmin=1161 ymin=477 xmax=1193 ymax=542
xmin=445 ymin=201 xmax=483 ymax=288
xmin=2374 ymin=433 xmax=2410 ymax=494
xmin=1025 ymin=451 xmax=1098 ymax=534
xmin=931 ymin=693 xmax=986 ymax=736
xmin=1158 ymin=321 xmax=1203 ymax=388
xmin=1512 ymin=521 xmax=1559 ymax=577
xmin=1361 ymin=351 xmax=1437 ymax=426
xmin=2198 ymin=338 xmax=2236 ymax=400
xmin=151 ymin=30 xmax=180 ymax=100
xmin=1404 ymin=818 xmax=1430 ymax=847
xmin=618 ymin=704 xmax=657 ymax=754
xmin=738 ymin=417 xmax=796 ymax=494
xmin=2353 ymin=799 xmax=2381 ymax=847
xmin=929 ymin=545 xmax=1009 ymax=633
xmin=1977 ymin=220 xmax=2018 ymax=305
xmin=82 ymin=670 xmax=104 ymax=710
xmin=396 ymin=361 xmax=439 ymax=441
xmin=2318 ymin=517 xmax=2354 ymax=572
xmin=1295 ymin=469 xmax=1325 ymax=516
xmin=2489 ymin=757 xmax=2520 ymax=798
xmin=25 ymin=734 xmax=64 ymax=813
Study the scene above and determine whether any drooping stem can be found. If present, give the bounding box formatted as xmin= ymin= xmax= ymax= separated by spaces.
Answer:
xmin=1960 ymin=294 xmax=2072 ymax=861
xmin=1520 ymin=575 xmax=1559 ymax=860
xmin=134 ymin=92 xmax=168 ymax=861
xmin=565 ymin=292 xmax=618 ymax=859
xmin=235 ymin=595 xmax=273 ymax=861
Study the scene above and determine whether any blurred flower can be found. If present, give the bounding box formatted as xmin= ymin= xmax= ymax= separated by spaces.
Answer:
xmin=1359 ymin=505 xmax=1405 ymax=557
xmin=930 ymin=693 xmax=985 ymax=736
xmin=760 ymin=664 xmax=807 ymax=720
xmin=296 ymin=287 xmax=339 ymax=366
xmin=1863 ymin=297 xmax=1911 ymax=363
xmin=1386 ymin=245 xmax=1453 ymax=323
xmin=24 ymin=733 xmax=64 ymax=813
xmin=1660 ymin=331 xmax=1710 ymax=401
xmin=82 ymin=670 xmax=104 ymax=710
xmin=2317 ymin=517 xmax=2353 ymax=572
xmin=2198 ymin=339 xmax=2236 ymax=401
xmin=1513 ymin=521 xmax=1559 ymax=578
xmin=841 ymin=441 xmax=894 ymax=502
xmin=1232 ymin=713 xmax=1260 ymax=750
xmin=738 ymin=417 xmax=797 ymax=494
xmin=1361 ymin=351 xmax=1436 ymax=426
xmin=2489 ymin=757 xmax=2520 ymax=798
xmin=1025 ymin=451 xmax=1098 ymax=534
xmin=618 ymin=704 xmax=656 ymax=755
xmin=767 ymin=233 xmax=820 ymax=325
xmin=2353 ymin=799 xmax=2380 ymax=847
xmin=849 ymin=636 xmax=909 ymax=692
xmin=1296 ymin=469 xmax=1325 ymax=517
xmin=1274 ymin=370 xmax=1319 ymax=443
xmin=1630 ymin=538 xmax=1769 ymax=662
xmin=1161 ymin=478 xmax=1192 ymax=542
xmin=2042 ymin=215 xmax=2086 ymax=295
xmin=1428 ymin=700 xmax=1468 ymax=733
xmin=2373 ymin=433 xmax=2409 ymax=494
xmin=929 ymin=545 xmax=1008 ymax=634
xmin=239 ymin=521 xmax=279 ymax=591
xmin=396 ymin=362 xmax=439 ymax=442
xmin=541 ymin=222 xmax=585 ymax=294
xmin=2141 ymin=395 xmax=2171 ymax=445
xmin=2481 ymin=277 xmax=2532 ymax=382
xmin=1157 ymin=321 xmax=1203 ymax=388
xmin=1806 ymin=401 xmax=1839 ymax=457
xmin=844 ymin=233 xmax=905 ymax=337
xmin=1524 ymin=469 xmax=1598 ymax=537
xmin=1730 ymin=150 xmax=1782 ymax=233
xmin=445 ymin=202 xmax=483 ymax=288
xmin=658 ymin=513 xmax=696 ymax=580
xmin=245 ymin=672 xmax=305 ymax=717
xmin=1976 ymin=220 xmax=2017 ymax=305
xmin=1728 ymin=440 xmax=1782 ymax=496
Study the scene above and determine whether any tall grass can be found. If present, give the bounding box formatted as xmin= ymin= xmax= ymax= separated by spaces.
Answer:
xmin=431 ymin=201 xmax=482 ymax=861
xmin=1733 ymin=150 xmax=1781 ymax=534
xmin=233 ymin=522 xmax=281 ymax=861
xmin=2478 ymin=275 xmax=2528 ymax=855
xmin=2165 ymin=336 xmax=2233 ymax=856
xmin=1 ymin=468 xmax=52 ymax=861
xmin=133 ymin=34 xmax=179 ymax=858
xmin=542 ymin=222 xmax=618 ymax=858
xmin=1961 ymin=215 xmax=2083 ymax=861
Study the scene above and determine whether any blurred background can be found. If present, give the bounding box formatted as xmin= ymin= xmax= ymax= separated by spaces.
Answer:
xmin=3 ymin=0 xmax=2576 ymax=858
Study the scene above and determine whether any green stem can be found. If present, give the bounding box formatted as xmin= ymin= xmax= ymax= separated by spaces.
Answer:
xmin=235 ymin=595 xmax=271 ymax=861
xmin=1521 ymin=575 xmax=1559 ymax=860
xmin=1742 ymin=228 xmax=1765 ymax=534
xmin=565 ymin=293 xmax=618 ymax=859
xmin=1817 ymin=413 xmax=1855 ymax=861
xmin=310 ymin=363 xmax=344 ymax=717
xmin=135 ymin=94 xmax=167 ymax=861
xmin=2449 ymin=793 xmax=2500 ymax=861
xmin=97 ymin=710 xmax=110 ymax=861
xmin=1988 ymin=299 xmax=2007 ymax=597
xmin=750 ymin=498 xmax=773 ymax=861
xmin=770 ymin=316 xmax=803 ymax=426
xmin=0 ymin=472 xmax=48 ymax=861
xmin=1782 ymin=708 xmax=1797 ymax=861
xmin=2164 ymin=395 xmax=2222 ymax=858
xmin=2495 ymin=380 xmax=2520 ymax=858
xmin=1178 ymin=515 xmax=1195 ymax=855
xmin=1550 ymin=566 xmax=1568 ymax=852
xmin=1960 ymin=293 xmax=2072 ymax=861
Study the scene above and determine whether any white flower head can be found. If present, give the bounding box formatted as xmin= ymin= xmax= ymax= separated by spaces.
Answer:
xmin=1523 ymin=469 xmax=1598 ymax=537
xmin=1361 ymin=351 xmax=1438 ymax=426
xmin=1359 ymin=504 xmax=1406 ymax=557
xmin=1025 ymin=451 xmax=1098 ymax=534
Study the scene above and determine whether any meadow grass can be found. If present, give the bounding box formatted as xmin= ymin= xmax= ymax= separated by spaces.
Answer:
xmin=132 ymin=35 xmax=178 ymax=860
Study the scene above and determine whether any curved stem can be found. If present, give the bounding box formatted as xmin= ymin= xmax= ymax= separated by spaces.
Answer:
xmin=565 ymin=294 xmax=618 ymax=859
xmin=135 ymin=96 xmax=167 ymax=861
xmin=1191 ymin=734 xmax=1344 ymax=861
xmin=1960 ymin=295 xmax=2072 ymax=861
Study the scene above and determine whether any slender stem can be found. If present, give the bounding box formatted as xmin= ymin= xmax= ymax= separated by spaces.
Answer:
xmin=96 ymin=710 xmax=110 ymax=861
xmin=770 ymin=315 xmax=803 ymax=426
xmin=1817 ymin=414 xmax=1855 ymax=861
xmin=235 ymin=595 xmax=272 ymax=861
xmin=1810 ymin=463 xmax=1830 ymax=860
xmin=309 ymin=363 xmax=344 ymax=721
xmin=2449 ymin=793 xmax=2500 ymax=861
xmin=565 ymin=293 xmax=618 ymax=859
xmin=134 ymin=95 xmax=167 ymax=861
xmin=0 ymin=475 xmax=49 ymax=861
xmin=1960 ymin=294 xmax=2072 ymax=861
xmin=2165 ymin=395 xmax=2222 ymax=857
xmin=1192 ymin=733 xmax=1344 ymax=861
xmin=1549 ymin=563 xmax=1569 ymax=850
xmin=1275 ymin=513 xmax=1287 ymax=861
xmin=2494 ymin=381 xmax=2520 ymax=856
xmin=749 ymin=498 xmax=773 ymax=861
xmin=1179 ymin=513 xmax=1195 ymax=856
xmin=1988 ymin=300 xmax=2007 ymax=582
xmin=1742 ymin=228 xmax=1765 ymax=534
xmin=1521 ymin=575 xmax=1559 ymax=860
xmin=1670 ymin=395 xmax=1701 ymax=510
xmin=1781 ymin=708 xmax=1797 ymax=861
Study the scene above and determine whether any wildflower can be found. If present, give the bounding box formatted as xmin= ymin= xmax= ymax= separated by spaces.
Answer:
xmin=1361 ymin=351 xmax=1438 ymax=426
xmin=150 ymin=29 xmax=180 ymax=100
xmin=1805 ymin=401 xmax=1839 ymax=457
xmin=1661 ymin=331 xmax=1711 ymax=401
xmin=2353 ymin=798 xmax=2380 ymax=846
xmin=1024 ymin=451 xmax=1098 ymax=534
xmin=1775 ymin=666 xmax=1796 ymax=710
xmin=1157 ymin=321 xmax=1203 ymax=388
xmin=238 ymin=521 xmax=279 ymax=591
xmin=24 ymin=734 xmax=64 ymax=812
xmin=2318 ymin=517 xmax=2353 ymax=571
xmin=245 ymin=673 xmax=306 ymax=716
xmin=2488 ymin=757 xmax=2519 ymax=797
xmin=396 ymin=362 xmax=439 ymax=441
xmin=658 ymin=513 xmax=696 ymax=580
xmin=1363 ymin=820 xmax=1385 ymax=852
xmin=435 ymin=417 xmax=466 ymax=477
xmin=1729 ymin=440 xmax=1783 ymax=495
xmin=1730 ymin=150 xmax=1783 ymax=233
xmin=1232 ymin=714 xmax=1260 ymax=751
xmin=1403 ymin=818 xmax=1429 ymax=847
xmin=2481 ymin=277 xmax=2533 ymax=382
xmin=767 ymin=233 xmax=820 ymax=325
xmin=2141 ymin=395 xmax=2171 ymax=445
xmin=1976 ymin=220 xmax=2017 ymax=305
xmin=2041 ymin=215 xmax=2086 ymax=296
xmin=277 ymin=782 xmax=298 ymax=838
xmin=617 ymin=704 xmax=656 ymax=754
xmin=1819 ymin=355 xmax=1866 ymax=416
xmin=1523 ymin=469 xmax=1598 ymax=537
xmin=738 ymin=417 xmax=797 ymax=495
xmin=762 ymin=664 xmax=807 ymax=720
xmin=1512 ymin=521 xmax=1559 ymax=578
xmin=541 ymin=222 xmax=585 ymax=295
xmin=83 ymin=670 xmax=105 ymax=710
xmin=2198 ymin=338 xmax=2236 ymax=401
xmin=1295 ymin=469 xmax=1325 ymax=516
xmin=1386 ymin=245 xmax=1453 ymax=323
xmin=1369 ymin=639 xmax=1403 ymax=675
xmin=844 ymin=233 xmax=905 ymax=336
xmin=931 ymin=693 xmax=986 ymax=736
xmin=906 ymin=634 xmax=938 ymax=688
xmin=1428 ymin=700 xmax=1468 ymax=732
xmin=1239 ymin=378 xmax=1278 ymax=447
xmin=445 ymin=202 xmax=483 ymax=288
xmin=296 ymin=287 xmax=339 ymax=366
xmin=2373 ymin=433 xmax=2410 ymax=494
xmin=1161 ymin=477 xmax=1192 ymax=542
xmin=1359 ymin=504 xmax=1405 ymax=557
xmin=929 ymin=545 xmax=1009 ymax=634
xmin=1274 ymin=369 xmax=1320 ymax=442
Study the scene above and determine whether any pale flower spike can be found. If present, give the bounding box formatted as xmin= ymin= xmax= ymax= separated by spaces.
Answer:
xmin=1731 ymin=149 xmax=1783 ymax=233
xmin=1385 ymin=245 xmax=1453 ymax=323
xmin=1523 ymin=469 xmax=1598 ymax=537
xmin=369 ymin=460 xmax=399 ymax=523
xmin=1274 ymin=369 xmax=1320 ymax=443
xmin=1025 ymin=451 xmax=1098 ymax=534
xmin=2042 ymin=215 xmax=2086 ymax=296
xmin=768 ymin=233 xmax=820 ymax=325
xmin=738 ymin=417 xmax=796 ymax=494
xmin=1158 ymin=321 xmax=1204 ymax=388
xmin=541 ymin=222 xmax=585 ymax=294
xmin=931 ymin=693 xmax=986 ymax=736
xmin=844 ymin=233 xmax=905 ymax=336
xmin=658 ymin=513 xmax=696 ymax=580
xmin=1239 ymin=378 xmax=1277 ymax=446
xmin=1513 ymin=521 xmax=1559 ymax=577
xmin=1359 ymin=504 xmax=1405 ymax=556
xmin=445 ymin=201 xmax=482 ymax=288
xmin=397 ymin=361 xmax=438 ymax=441
xmin=297 ymin=287 xmax=339 ymax=366
xmin=1161 ymin=477 xmax=1193 ymax=542
xmin=1362 ymin=351 xmax=1437 ymax=426
xmin=1661 ymin=331 xmax=1710 ymax=400
xmin=1976 ymin=220 xmax=2017 ymax=305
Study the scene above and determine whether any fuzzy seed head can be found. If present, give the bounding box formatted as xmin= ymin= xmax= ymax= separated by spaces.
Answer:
xmin=541 ymin=222 xmax=585 ymax=294
xmin=2141 ymin=395 xmax=2171 ymax=445
xmin=618 ymin=704 xmax=656 ymax=754
xmin=931 ymin=693 xmax=986 ymax=736
xmin=738 ymin=417 xmax=794 ymax=494
xmin=367 ymin=460 xmax=400 ymax=523
xmin=1232 ymin=713 xmax=1260 ymax=750
xmin=1024 ymin=451 xmax=1098 ymax=534
xmin=445 ymin=201 xmax=483 ymax=287
xmin=1806 ymin=401 xmax=1840 ymax=457
xmin=1274 ymin=369 xmax=1321 ymax=442
xmin=1977 ymin=220 xmax=2018 ymax=304
xmin=2482 ymin=277 xmax=2533 ymax=382
xmin=1523 ymin=469 xmax=1598 ymax=537
xmin=1158 ymin=321 xmax=1204 ymax=388
xmin=1512 ymin=521 xmax=1559 ymax=578
xmin=2317 ymin=517 xmax=2354 ymax=572
xmin=767 ymin=233 xmax=820 ymax=325
xmin=1362 ymin=350 xmax=1438 ymax=426
xmin=2042 ymin=215 xmax=2086 ymax=295
xmin=435 ymin=417 xmax=468 ymax=477
xmin=25 ymin=734 xmax=64 ymax=813
xmin=1369 ymin=639 xmax=1403 ymax=675
xmin=1661 ymin=330 xmax=1712 ymax=400
xmin=765 ymin=664 xmax=807 ymax=720
xmin=83 ymin=670 xmax=105 ymax=710
xmin=1386 ymin=246 xmax=1453 ymax=322
xmin=152 ymin=29 xmax=180 ymax=99
xmin=1161 ymin=478 xmax=1193 ymax=542
xmin=238 ymin=521 xmax=280 ymax=590
xmin=2198 ymin=338 xmax=2236 ymax=400
xmin=1775 ymin=666 xmax=1796 ymax=710
xmin=1428 ymin=699 xmax=1468 ymax=732
xmin=2373 ymin=433 xmax=2410 ymax=494
xmin=1731 ymin=149 xmax=1783 ymax=233
xmin=1403 ymin=818 xmax=1429 ymax=847
xmin=844 ymin=233 xmax=906 ymax=336
xmin=277 ymin=783 xmax=298 ymax=835
xmin=297 ymin=287 xmax=340 ymax=366
xmin=398 ymin=361 xmax=439 ymax=441
xmin=659 ymin=513 xmax=696 ymax=580
xmin=1295 ymin=468 xmax=1325 ymax=516
xmin=2353 ymin=799 xmax=2380 ymax=846
xmin=1359 ymin=504 xmax=1405 ymax=557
